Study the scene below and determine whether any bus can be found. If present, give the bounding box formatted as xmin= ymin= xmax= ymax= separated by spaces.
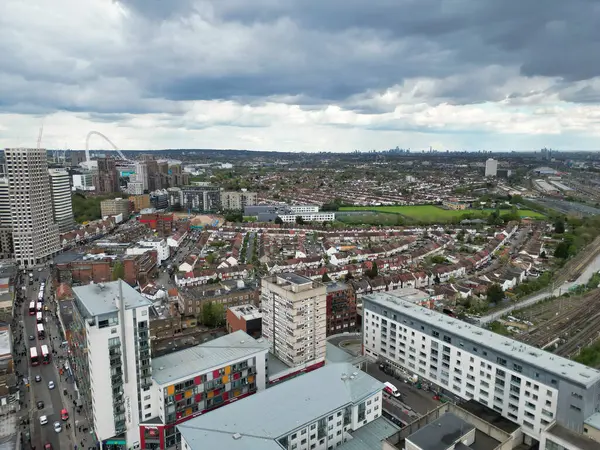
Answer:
xmin=36 ymin=302 xmax=43 ymax=312
xmin=37 ymin=323 xmax=45 ymax=339
xmin=384 ymin=382 xmax=401 ymax=398
xmin=38 ymin=290 xmax=44 ymax=302
xmin=36 ymin=312 xmax=43 ymax=324
xmin=30 ymin=347 xmax=39 ymax=366
xmin=29 ymin=301 xmax=36 ymax=316
xmin=41 ymin=345 xmax=51 ymax=364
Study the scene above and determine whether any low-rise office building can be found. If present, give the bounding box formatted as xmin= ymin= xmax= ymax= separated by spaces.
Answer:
xmin=279 ymin=212 xmax=336 ymax=223
xmin=363 ymin=292 xmax=600 ymax=441
xmin=178 ymin=363 xmax=390 ymax=450
xmin=141 ymin=330 xmax=270 ymax=449
xmin=100 ymin=198 xmax=131 ymax=218
xmin=220 ymin=191 xmax=258 ymax=210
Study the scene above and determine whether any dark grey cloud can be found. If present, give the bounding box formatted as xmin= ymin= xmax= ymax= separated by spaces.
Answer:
xmin=1 ymin=0 xmax=599 ymax=120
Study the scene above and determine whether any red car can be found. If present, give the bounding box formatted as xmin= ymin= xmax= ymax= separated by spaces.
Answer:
xmin=61 ymin=408 xmax=69 ymax=421
xmin=44 ymin=444 xmax=53 ymax=450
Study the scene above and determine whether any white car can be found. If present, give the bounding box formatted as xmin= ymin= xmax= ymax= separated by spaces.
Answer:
xmin=53 ymin=421 xmax=62 ymax=433
xmin=39 ymin=415 xmax=48 ymax=425
xmin=48 ymin=381 xmax=55 ymax=390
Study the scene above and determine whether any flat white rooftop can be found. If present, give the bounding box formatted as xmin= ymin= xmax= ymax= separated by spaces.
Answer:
xmin=364 ymin=293 xmax=600 ymax=388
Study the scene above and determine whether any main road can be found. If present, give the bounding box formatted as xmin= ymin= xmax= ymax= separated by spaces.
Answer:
xmin=478 ymin=251 xmax=600 ymax=325
xmin=22 ymin=269 xmax=73 ymax=450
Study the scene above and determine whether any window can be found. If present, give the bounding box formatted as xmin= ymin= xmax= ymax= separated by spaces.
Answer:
xmin=496 ymin=357 xmax=506 ymax=366
xmin=513 ymin=363 xmax=523 ymax=373
xmin=570 ymin=405 xmax=582 ymax=412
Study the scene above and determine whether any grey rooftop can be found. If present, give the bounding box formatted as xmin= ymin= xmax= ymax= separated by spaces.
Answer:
xmin=363 ymin=292 xmax=600 ymax=388
xmin=73 ymin=281 xmax=152 ymax=317
xmin=406 ymin=413 xmax=474 ymax=450
xmin=178 ymin=363 xmax=384 ymax=447
xmin=151 ymin=330 xmax=270 ymax=385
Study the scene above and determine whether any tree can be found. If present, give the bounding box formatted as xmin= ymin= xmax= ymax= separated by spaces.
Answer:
xmin=486 ymin=283 xmax=504 ymax=304
xmin=295 ymin=216 xmax=305 ymax=225
xmin=554 ymin=241 xmax=570 ymax=259
xmin=274 ymin=216 xmax=283 ymax=225
xmin=205 ymin=253 xmax=215 ymax=264
xmin=201 ymin=301 xmax=215 ymax=326
xmin=367 ymin=262 xmax=378 ymax=279
xmin=112 ymin=261 xmax=125 ymax=281
xmin=554 ymin=218 xmax=565 ymax=234
xmin=201 ymin=302 xmax=226 ymax=328
xmin=322 ymin=273 xmax=331 ymax=282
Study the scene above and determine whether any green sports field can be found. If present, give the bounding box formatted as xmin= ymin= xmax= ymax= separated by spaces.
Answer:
xmin=338 ymin=205 xmax=544 ymax=222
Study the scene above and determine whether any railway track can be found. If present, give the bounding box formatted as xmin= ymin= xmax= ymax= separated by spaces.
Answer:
xmin=519 ymin=291 xmax=600 ymax=350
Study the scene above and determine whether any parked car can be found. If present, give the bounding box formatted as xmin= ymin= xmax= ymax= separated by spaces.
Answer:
xmin=61 ymin=409 xmax=69 ymax=421
xmin=39 ymin=415 xmax=48 ymax=425
xmin=53 ymin=421 xmax=62 ymax=433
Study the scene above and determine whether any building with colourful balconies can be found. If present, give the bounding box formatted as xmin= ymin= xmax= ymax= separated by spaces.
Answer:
xmin=140 ymin=330 xmax=270 ymax=449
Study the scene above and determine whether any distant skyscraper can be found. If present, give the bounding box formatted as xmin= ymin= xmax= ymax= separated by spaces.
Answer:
xmin=4 ymin=148 xmax=60 ymax=266
xmin=485 ymin=158 xmax=498 ymax=177
xmin=49 ymin=168 xmax=75 ymax=233
xmin=134 ymin=162 xmax=149 ymax=192
xmin=93 ymin=157 xmax=120 ymax=194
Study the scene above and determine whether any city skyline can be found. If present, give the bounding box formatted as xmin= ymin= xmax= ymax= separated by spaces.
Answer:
xmin=1 ymin=0 xmax=600 ymax=152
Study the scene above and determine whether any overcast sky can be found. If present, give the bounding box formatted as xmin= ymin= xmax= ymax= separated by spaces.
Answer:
xmin=2 ymin=0 xmax=600 ymax=152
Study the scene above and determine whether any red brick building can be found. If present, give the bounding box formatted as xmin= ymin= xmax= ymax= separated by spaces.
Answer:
xmin=140 ymin=213 xmax=174 ymax=237
xmin=325 ymin=282 xmax=358 ymax=336
xmin=226 ymin=304 xmax=262 ymax=338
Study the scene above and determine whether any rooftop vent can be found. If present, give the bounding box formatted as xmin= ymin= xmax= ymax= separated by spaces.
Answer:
xmin=341 ymin=374 xmax=348 ymax=381
xmin=240 ymin=340 xmax=245 ymax=344
xmin=352 ymin=372 xmax=358 ymax=377
xmin=159 ymin=366 xmax=164 ymax=370
xmin=232 ymin=433 xmax=242 ymax=440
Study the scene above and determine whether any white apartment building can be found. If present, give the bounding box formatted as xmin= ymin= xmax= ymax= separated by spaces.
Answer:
xmin=363 ymin=293 xmax=600 ymax=441
xmin=142 ymin=330 xmax=270 ymax=449
xmin=49 ymin=168 xmax=75 ymax=233
xmin=178 ymin=363 xmax=388 ymax=450
xmin=134 ymin=162 xmax=149 ymax=192
xmin=220 ymin=191 xmax=258 ymax=210
xmin=261 ymin=273 xmax=327 ymax=368
xmin=73 ymin=172 xmax=95 ymax=191
xmin=279 ymin=212 xmax=336 ymax=223
xmin=126 ymin=237 xmax=170 ymax=265
xmin=4 ymin=148 xmax=60 ymax=267
xmin=70 ymin=281 xmax=153 ymax=450
xmin=485 ymin=158 xmax=498 ymax=177
xmin=290 ymin=205 xmax=320 ymax=214
xmin=0 ymin=178 xmax=13 ymax=258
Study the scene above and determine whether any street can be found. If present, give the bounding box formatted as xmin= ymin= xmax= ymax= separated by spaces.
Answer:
xmin=14 ymin=268 xmax=94 ymax=450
